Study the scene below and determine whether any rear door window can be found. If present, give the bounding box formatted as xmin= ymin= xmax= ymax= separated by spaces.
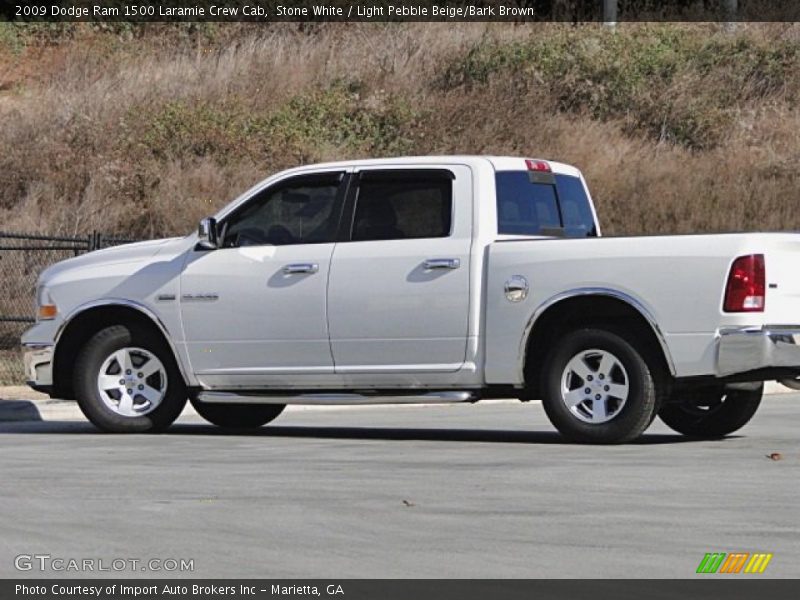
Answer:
xmin=351 ymin=170 xmax=453 ymax=241
xmin=495 ymin=172 xmax=597 ymax=238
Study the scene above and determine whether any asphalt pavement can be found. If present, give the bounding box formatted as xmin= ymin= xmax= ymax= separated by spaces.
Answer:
xmin=0 ymin=397 xmax=798 ymax=578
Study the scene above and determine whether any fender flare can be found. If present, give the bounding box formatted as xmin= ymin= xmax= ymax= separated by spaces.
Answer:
xmin=518 ymin=287 xmax=678 ymax=380
xmin=54 ymin=298 xmax=192 ymax=386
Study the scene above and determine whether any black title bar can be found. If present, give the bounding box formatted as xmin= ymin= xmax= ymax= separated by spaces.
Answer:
xmin=2 ymin=1 xmax=800 ymax=22
xmin=4 ymin=580 xmax=800 ymax=600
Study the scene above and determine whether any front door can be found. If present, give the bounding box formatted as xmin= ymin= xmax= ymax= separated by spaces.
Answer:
xmin=180 ymin=171 xmax=347 ymax=388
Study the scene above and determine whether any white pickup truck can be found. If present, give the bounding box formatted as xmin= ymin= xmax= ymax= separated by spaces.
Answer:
xmin=21 ymin=156 xmax=800 ymax=443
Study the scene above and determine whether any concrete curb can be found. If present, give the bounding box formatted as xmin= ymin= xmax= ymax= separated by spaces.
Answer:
xmin=0 ymin=382 xmax=794 ymax=424
xmin=765 ymin=381 xmax=795 ymax=395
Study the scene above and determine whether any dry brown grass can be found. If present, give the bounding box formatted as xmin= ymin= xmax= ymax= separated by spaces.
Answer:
xmin=1 ymin=22 xmax=800 ymax=238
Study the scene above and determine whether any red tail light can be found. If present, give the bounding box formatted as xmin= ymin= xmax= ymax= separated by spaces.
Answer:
xmin=724 ymin=254 xmax=765 ymax=312
xmin=525 ymin=159 xmax=551 ymax=172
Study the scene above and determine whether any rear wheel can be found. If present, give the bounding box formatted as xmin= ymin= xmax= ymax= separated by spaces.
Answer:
xmin=190 ymin=399 xmax=285 ymax=430
xmin=74 ymin=325 xmax=187 ymax=432
xmin=541 ymin=328 xmax=660 ymax=444
xmin=658 ymin=385 xmax=762 ymax=438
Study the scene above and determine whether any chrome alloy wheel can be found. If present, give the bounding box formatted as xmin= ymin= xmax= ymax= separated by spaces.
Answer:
xmin=560 ymin=348 xmax=630 ymax=424
xmin=96 ymin=347 xmax=167 ymax=417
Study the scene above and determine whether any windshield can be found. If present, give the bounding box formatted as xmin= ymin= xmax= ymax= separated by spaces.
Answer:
xmin=495 ymin=172 xmax=598 ymax=238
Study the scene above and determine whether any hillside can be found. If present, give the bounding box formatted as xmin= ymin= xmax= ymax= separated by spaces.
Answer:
xmin=2 ymin=22 xmax=800 ymax=237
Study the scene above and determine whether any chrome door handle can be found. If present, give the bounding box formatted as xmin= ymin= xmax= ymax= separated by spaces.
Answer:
xmin=423 ymin=258 xmax=460 ymax=270
xmin=282 ymin=263 xmax=319 ymax=275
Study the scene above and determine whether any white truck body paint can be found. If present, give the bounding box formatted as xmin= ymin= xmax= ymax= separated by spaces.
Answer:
xmin=21 ymin=156 xmax=800 ymax=399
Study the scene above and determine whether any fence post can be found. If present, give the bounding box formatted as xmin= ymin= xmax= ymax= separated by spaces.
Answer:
xmin=723 ymin=0 xmax=738 ymax=31
xmin=603 ymin=0 xmax=617 ymax=27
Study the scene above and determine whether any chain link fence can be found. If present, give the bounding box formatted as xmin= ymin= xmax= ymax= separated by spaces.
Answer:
xmin=0 ymin=232 xmax=139 ymax=385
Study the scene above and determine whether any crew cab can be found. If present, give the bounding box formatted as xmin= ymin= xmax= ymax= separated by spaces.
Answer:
xmin=21 ymin=156 xmax=800 ymax=443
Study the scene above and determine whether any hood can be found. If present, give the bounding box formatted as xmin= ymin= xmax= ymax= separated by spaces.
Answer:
xmin=39 ymin=237 xmax=188 ymax=284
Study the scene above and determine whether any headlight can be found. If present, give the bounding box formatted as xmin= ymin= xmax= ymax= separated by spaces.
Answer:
xmin=35 ymin=286 xmax=58 ymax=320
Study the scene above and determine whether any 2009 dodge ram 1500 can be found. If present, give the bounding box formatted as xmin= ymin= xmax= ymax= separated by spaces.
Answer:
xmin=21 ymin=156 xmax=800 ymax=442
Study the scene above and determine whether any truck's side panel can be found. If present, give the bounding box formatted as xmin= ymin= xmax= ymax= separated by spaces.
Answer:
xmin=484 ymin=233 xmax=797 ymax=384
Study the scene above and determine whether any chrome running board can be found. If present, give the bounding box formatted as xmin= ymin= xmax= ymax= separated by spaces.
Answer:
xmin=196 ymin=391 xmax=477 ymax=405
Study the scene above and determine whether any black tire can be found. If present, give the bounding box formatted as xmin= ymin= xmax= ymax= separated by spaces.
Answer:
xmin=74 ymin=325 xmax=187 ymax=433
xmin=190 ymin=398 xmax=285 ymax=430
xmin=541 ymin=328 xmax=660 ymax=444
xmin=658 ymin=385 xmax=762 ymax=438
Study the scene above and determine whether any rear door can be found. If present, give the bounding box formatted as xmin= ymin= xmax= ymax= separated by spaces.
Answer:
xmin=326 ymin=166 xmax=473 ymax=373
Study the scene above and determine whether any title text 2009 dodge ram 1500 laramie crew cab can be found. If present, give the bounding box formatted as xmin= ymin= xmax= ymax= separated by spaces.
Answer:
xmin=21 ymin=156 xmax=800 ymax=443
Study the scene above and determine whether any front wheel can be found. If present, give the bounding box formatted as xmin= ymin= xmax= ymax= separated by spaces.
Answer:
xmin=658 ymin=386 xmax=762 ymax=438
xmin=190 ymin=398 xmax=285 ymax=430
xmin=74 ymin=325 xmax=187 ymax=432
xmin=541 ymin=328 xmax=660 ymax=444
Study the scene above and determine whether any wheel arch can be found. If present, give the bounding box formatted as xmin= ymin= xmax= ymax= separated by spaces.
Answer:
xmin=52 ymin=300 xmax=189 ymax=400
xmin=521 ymin=289 xmax=676 ymax=398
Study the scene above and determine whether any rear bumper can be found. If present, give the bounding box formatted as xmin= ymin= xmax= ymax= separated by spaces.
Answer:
xmin=717 ymin=326 xmax=800 ymax=377
xmin=22 ymin=343 xmax=54 ymax=389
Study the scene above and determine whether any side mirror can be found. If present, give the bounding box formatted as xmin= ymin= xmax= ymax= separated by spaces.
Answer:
xmin=196 ymin=217 xmax=219 ymax=250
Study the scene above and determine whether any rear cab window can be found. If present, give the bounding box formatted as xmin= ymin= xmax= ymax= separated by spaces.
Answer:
xmin=495 ymin=167 xmax=598 ymax=238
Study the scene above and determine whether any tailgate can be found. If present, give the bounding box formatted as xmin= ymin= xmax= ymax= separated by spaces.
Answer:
xmin=764 ymin=235 xmax=800 ymax=325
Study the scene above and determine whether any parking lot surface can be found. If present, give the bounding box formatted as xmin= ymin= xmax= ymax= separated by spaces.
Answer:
xmin=1 ymin=396 xmax=798 ymax=578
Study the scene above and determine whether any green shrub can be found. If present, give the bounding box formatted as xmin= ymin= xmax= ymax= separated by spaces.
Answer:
xmin=265 ymin=82 xmax=417 ymax=158
xmin=134 ymin=82 xmax=418 ymax=163
xmin=438 ymin=26 xmax=800 ymax=149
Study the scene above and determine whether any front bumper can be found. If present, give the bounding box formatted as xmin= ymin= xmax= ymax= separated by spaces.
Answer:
xmin=22 ymin=343 xmax=54 ymax=389
xmin=718 ymin=327 xmax=800 ymax=377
